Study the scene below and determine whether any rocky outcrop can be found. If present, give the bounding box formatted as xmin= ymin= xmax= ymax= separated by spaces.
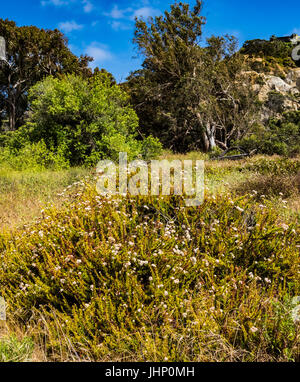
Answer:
xmin=253 ymin=68 xmax=300 ymax=121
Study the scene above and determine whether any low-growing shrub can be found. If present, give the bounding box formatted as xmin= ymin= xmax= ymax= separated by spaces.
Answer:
xmin=0 ymin=182 xmax=299 ymax=361
xmin=0 ymin=141 xmax=69 ymax=171
xmin=243 ymin=157 xmax=300 ymax=176
xmin=234 ymin=173 xmax=299 ymax=199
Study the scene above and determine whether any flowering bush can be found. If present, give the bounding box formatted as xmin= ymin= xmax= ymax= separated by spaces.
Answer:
xmin=0 ymin=180 xmax=299 ymax=361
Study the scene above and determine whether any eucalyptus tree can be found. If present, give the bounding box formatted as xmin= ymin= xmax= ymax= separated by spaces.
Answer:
xmin=128 ymin=1 xmax=258 ymax=152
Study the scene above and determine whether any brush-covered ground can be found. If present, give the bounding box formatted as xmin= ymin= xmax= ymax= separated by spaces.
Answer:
xmin=0 ymin=154 xmax=299 ymax=362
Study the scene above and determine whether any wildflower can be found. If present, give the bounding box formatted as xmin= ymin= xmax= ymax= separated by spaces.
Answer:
xmin=164 ymin=291 xmax=169 ymax=296
xmin=235 ymin=206 xmax=244 ymax=213
xmin=191 ymin=257 xmax=197 ymax=265
xmin=250 ymin=326 xmax=258 ymax=333
xmin=76 ymin=259 xmax=82 ymax=264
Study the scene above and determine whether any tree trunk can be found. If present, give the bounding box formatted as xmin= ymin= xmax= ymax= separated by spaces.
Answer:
xmin=7 ymin=73 xmax=16 ymax=131
xmin=205 ymin=122 xmax=216 ymax=151
xmin=8 ymin=100 xmax=16 ymax=131
xmin=201 ymin=129 xmax=210 ymax=152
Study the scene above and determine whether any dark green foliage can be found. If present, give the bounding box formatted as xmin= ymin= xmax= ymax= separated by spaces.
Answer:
xmin=237 ymin=111 xmax=300 ymax=156
xmin=127 ymin=1 xmax=259 ymax=153
xmin=240 ymin=38 xmax=297 ymax=69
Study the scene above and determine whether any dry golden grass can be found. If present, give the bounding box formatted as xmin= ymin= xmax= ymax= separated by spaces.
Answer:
xmin=0 ymin=168 xmax=91 ymax=231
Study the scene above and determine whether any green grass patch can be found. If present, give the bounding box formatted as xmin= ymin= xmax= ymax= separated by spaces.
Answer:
xmin=0 ymin=335 xmax=34 ymax=362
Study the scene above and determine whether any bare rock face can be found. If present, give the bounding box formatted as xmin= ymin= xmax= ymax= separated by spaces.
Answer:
xmin=285 ymin=68 xmax=300 ymax=89
xmin=256 ymin=68 xmax=300 ymax=121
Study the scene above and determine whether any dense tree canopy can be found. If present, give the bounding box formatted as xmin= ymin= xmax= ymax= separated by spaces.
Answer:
xmin=23 ymin=72 xmax=161 ymax=165
xmin=126 ymin=0 xmax=259 ymax=152
xmin=0 ymin=19 xmax=92 ymax=131
xmin=0 ymin=1 xmax=298 ymax=162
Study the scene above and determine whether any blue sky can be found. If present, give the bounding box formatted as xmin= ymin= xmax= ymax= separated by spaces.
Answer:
xmin=1 ymin=0 xmax=300 ymax=82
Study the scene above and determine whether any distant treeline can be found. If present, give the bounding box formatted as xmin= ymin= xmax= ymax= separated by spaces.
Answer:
xmin=0 ymin=1 xmax=299 ymax=167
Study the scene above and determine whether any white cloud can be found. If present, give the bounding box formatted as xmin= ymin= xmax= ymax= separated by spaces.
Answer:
xmin=104 ymin=4 xmax=161 ymax=30
xmin=41 ymin=0 xmax=72 ymax=6
xmin=82 ymin=0 xmax=93 ymax=13
xmin=105 ymin=5 xmax=133 ymax=20
xmin=58 ymin=21 xmax=84 ymax=33
xmin=132 ymin=7 xmax=161 ymax=20
xmin=86 ymin=43 xmax=113 ymax=65
xmin=42 ymin=0 xmax=93 ymax=12
xmin=111 ymin=21 xmax=132 ymax=31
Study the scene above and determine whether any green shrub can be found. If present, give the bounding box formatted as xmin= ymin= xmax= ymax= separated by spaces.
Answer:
xmin=237 ymin=111 xmax=300 ymax=157
xmin=0 ymin=141 xmax=69 ymax=171
xmin=140 ymin=135 xmax=163 ymax=160
xmin=24 ymin=72 xmax=162 ymax=166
